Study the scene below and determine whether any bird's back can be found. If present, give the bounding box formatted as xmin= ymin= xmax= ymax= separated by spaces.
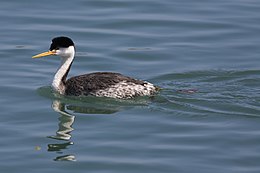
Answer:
xmin=65 ymin=72 xmax=158 ymax=99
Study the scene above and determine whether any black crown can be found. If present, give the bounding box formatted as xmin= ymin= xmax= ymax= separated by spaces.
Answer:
xmin=49 ymin=36 xmax=74 ymax=51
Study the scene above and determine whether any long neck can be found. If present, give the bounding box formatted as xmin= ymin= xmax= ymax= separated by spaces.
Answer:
xmin=52 ymin=48 xmax=75 ymax=94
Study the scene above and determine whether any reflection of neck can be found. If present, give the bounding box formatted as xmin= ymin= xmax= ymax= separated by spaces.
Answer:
xmin=52 ymin=100 xmax=75 ymax=140
xmin=52 ymin=48 xmax=74 ymax=95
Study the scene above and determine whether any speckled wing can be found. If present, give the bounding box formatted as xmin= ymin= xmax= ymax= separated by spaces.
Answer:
xmin=64 ymin=72 xmax=151 ymax=97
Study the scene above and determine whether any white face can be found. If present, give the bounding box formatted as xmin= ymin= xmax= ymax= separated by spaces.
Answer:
xmin=55 ymin=46 xmax=75 ymax=57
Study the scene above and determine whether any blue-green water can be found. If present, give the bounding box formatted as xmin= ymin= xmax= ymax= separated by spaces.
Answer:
xmin=1 ymin=0 xmax=260 ymax=172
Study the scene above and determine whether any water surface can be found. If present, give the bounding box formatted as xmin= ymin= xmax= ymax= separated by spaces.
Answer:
xmin=0 ymin=0 xmax=260 ymax=173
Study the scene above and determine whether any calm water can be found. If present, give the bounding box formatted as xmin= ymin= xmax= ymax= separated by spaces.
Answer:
xmin=1 ymin=0 xmax=260 ymax=172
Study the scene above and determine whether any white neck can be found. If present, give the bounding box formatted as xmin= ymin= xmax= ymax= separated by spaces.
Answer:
xmin=52 ymin=46 xmax=75 ymax=94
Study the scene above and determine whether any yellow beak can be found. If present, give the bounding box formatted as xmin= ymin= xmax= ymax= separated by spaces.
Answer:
xmin=32 ymin=50 xmax=56 ymax=58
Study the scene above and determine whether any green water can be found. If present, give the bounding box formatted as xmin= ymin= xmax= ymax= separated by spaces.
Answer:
xmin=1 ymin=0 xmax=260 ymax=172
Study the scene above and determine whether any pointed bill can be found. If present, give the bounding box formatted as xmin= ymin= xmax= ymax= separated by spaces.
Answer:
xmin=32 ymin=50 xmax=56 ymax=58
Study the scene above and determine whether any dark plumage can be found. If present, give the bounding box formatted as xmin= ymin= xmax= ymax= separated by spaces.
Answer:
xmin=65 ymin=72 xmax=153 ymax=96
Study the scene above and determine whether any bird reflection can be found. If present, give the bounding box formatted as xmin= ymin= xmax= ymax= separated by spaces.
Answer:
xmin=37 ymin=86 xmax=151 ymax=161
xmin=49 ymin=100 xmax=75 ymax=141
xmin=47 ymin=100 xmax=76 ymax=161
xmin=47 ymin=98 xmax=123 ymax=161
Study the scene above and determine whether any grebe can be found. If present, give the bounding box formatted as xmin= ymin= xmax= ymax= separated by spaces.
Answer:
xmin=32 ymin=36 xmax=159 ymax=99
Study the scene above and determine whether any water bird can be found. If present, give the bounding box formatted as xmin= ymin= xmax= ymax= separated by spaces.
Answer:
xmin=32 ymin=36 xmax=159 ymax=99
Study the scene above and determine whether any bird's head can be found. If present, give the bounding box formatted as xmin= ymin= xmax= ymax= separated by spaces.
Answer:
xmin=32 ymin=36 xmax=75 ymax=59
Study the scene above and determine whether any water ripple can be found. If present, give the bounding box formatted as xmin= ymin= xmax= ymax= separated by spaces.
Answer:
xmin=151 ymin=70 xmax=260 ymax=118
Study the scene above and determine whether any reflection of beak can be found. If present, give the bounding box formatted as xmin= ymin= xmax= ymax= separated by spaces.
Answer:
xmin=32 ymin=50 xmax=56 ymax=58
